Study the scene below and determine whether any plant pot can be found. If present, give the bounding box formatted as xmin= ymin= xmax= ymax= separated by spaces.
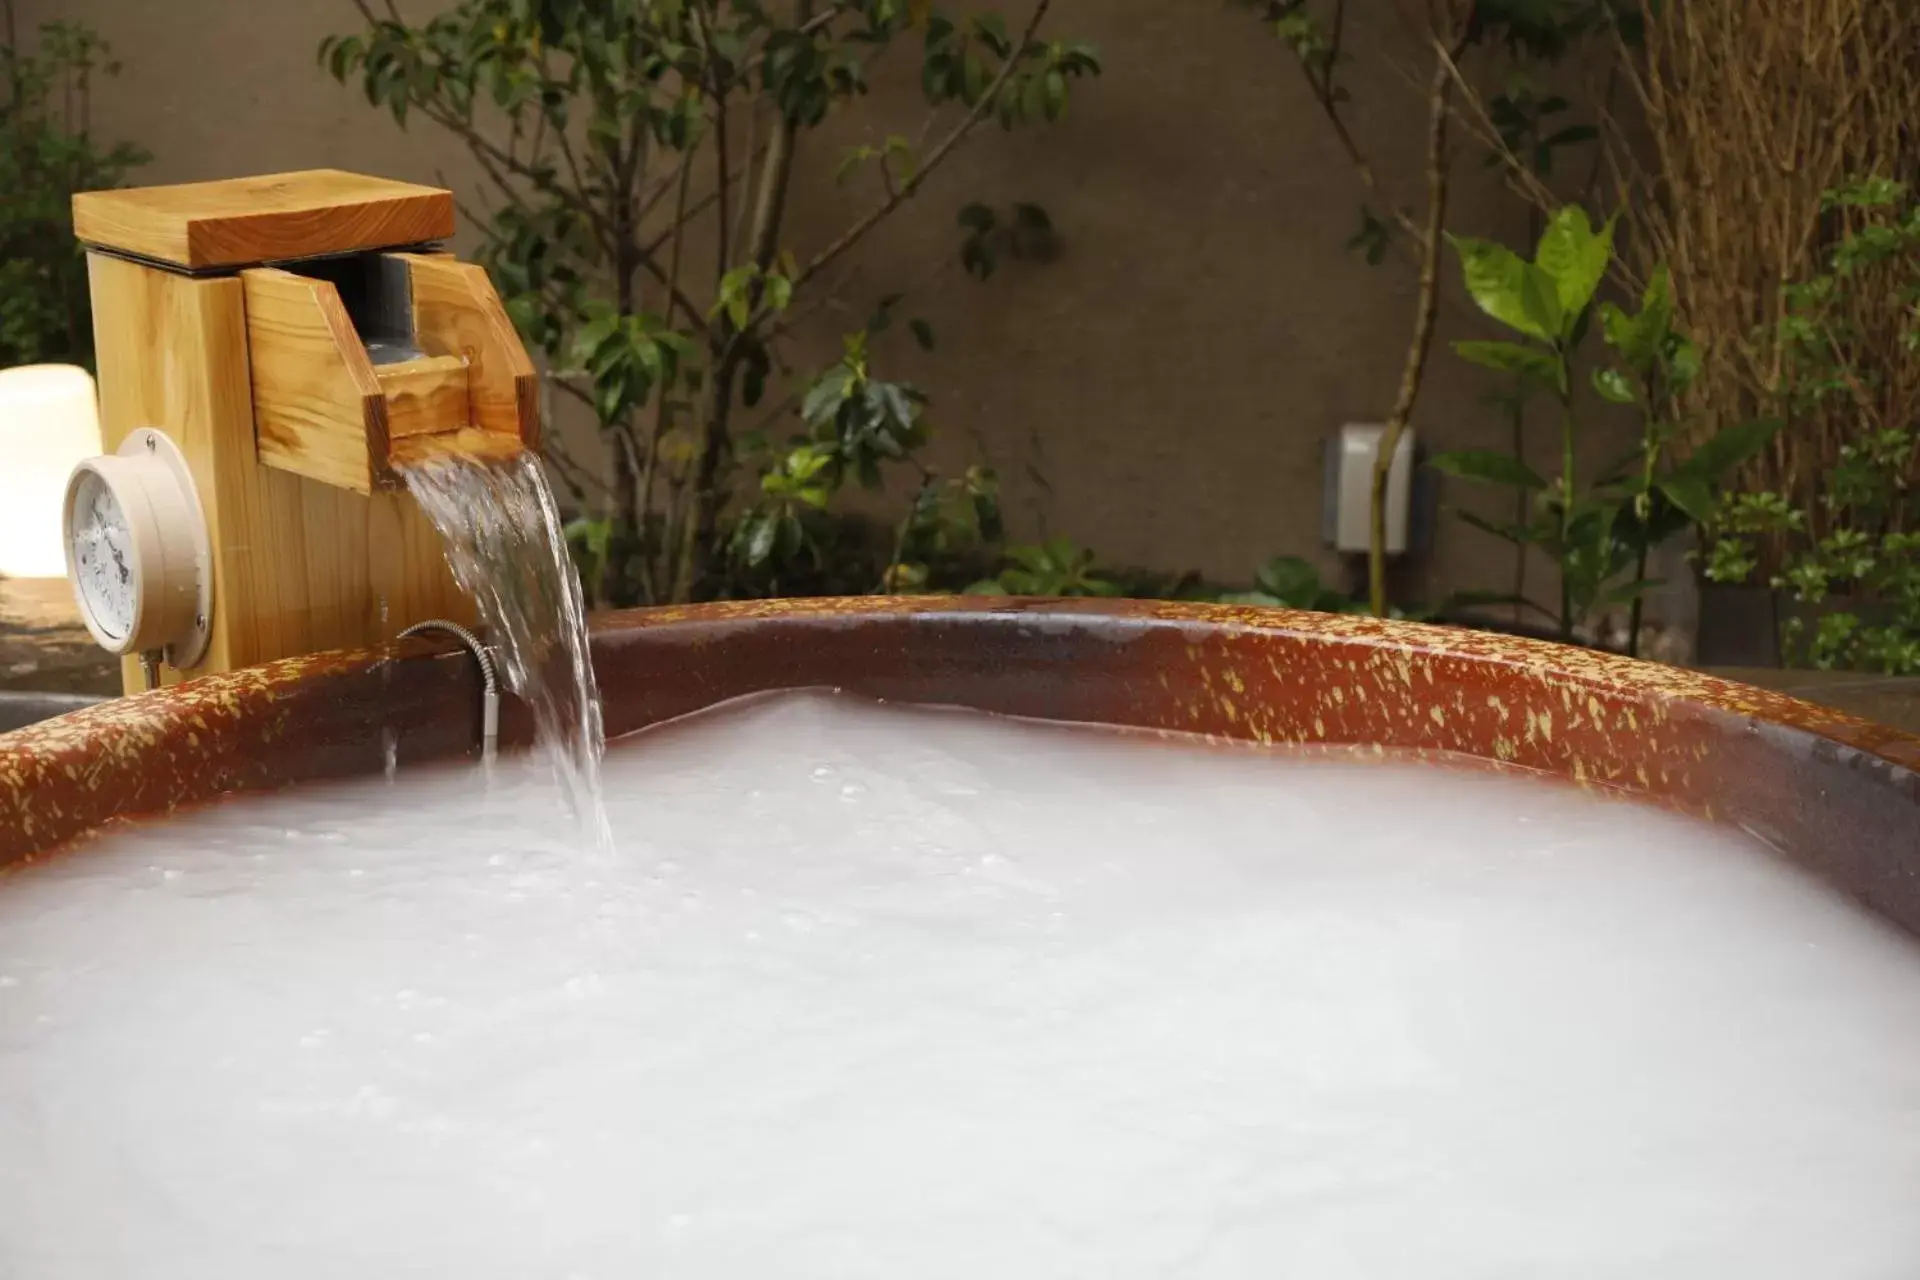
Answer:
xmin=1696 ymin=583 xmax=1899 ymax=669
xmin=1696 ymin=583 xmax=1783 ymax=667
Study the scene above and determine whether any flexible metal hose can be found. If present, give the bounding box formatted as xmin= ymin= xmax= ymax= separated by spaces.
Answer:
xmin=396 ymin=619 xmax=499 ymax=764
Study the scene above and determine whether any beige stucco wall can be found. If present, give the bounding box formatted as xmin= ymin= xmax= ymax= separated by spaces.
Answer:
xmin=29 ymin=0 xmax=1637 ymax=605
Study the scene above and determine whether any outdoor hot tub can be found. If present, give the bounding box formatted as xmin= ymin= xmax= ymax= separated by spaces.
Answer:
xmin=4 ymin=598 xmax=1919 ymax=1278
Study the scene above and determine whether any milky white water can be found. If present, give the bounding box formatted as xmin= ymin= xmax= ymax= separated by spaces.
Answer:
xmin=3 ymin=693 xmax=1919 ymax=1279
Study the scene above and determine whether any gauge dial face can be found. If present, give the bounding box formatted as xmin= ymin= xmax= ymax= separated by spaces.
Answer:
xmin=69 ymin=469 xmax=136 ymax=643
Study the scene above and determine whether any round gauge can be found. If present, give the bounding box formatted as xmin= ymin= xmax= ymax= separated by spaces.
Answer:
xmin=68 ymin=468 xmax=136 ymax=643
xmin=61 ymin=429 xmax=212 ymax=668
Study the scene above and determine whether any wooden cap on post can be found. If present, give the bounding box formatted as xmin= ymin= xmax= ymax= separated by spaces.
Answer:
xmin=73 ymin=169 xmax=455 ymax=271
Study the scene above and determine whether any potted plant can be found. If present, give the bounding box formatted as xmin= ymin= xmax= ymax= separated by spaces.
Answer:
xmin=1424 ymin=207 xmax=1775 ymax=657
xmin=1703 ymin=428 xmax=1918 ymax=673
xmin=1696 ymin=178 xmax=1920 ymax=671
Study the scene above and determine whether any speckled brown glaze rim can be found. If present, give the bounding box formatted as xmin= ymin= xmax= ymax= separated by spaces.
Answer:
xmin=3 ymin=598 xmax=1916 ymax=930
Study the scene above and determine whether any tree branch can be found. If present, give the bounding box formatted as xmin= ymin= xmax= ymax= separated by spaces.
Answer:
xmin=792 ymin=0 xmax=1054 ymax=292
xmin=1293 ymin=0 xmax=1428 ymax=253
xmin=638 ymin=138 xmax=774 ymax=253
xmin=735 ymin=1 xmax=858 ymax=81
xmin=732 ymin=100 xmax=762 ymax=263
xmin=692 ymin=0 xmax=734 ymax=297
xmin=878 ymin=472 xmax=938 ymax=594
xmin=1369 ymin=24 xmax=1459 ymax=616
xmin=636 ymin=153 xmax=698 ymax=604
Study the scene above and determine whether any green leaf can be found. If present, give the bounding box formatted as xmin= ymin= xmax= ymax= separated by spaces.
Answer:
xmin=571 ymin=313 xmax=619 ymax=365
xmin=564 ymin=516 xmax=613 ymax=560
xmin=1534 ymin=206 xmax=1615 ymax=321
xmin=1676 ymin=418 xmax=1782 ymax=482
xmin=1658 ymin=475 xmax=1715 ymax=523
xmin=973 ymin=12 xmax=1010 ymax=55
xmin=763 ymin=272 xmax=794 ymax=313
xmin=1519 ymin=263 xmax=1566 ymax=344
xmin=957 ymin=202 xmax=996 ymax=232
xmin=801 ymin=368 xmax=852 ymax=426
xmin=744 ymin=514 xmax=778 ymax=567
xmin=960 ymin=239 xmax=995 ymax=280
xmin=1452 ymin=236 xmax=1553 ymax=341
xmin=1346 ymin=206 xmax=1391 ymax=266
xmin=1428 ymin=448 xmax=1548 ymax=489
xmin=593 ymin=376 xmax=630 ymax=425
xmin=908 ymin=318 xmax=936 ymax=351
xmin=1639 ymin=264 xmax=1674 ymax=335
xmin=1591 ymin=367 xmax=1636 ymax=404
xmin=1601 ymin=264 xmax=1679 ymax=374
xmin=1668 ymin=337 xmax=1702 ymax=391
xmin=714 ymin=264 xmax=758 ymax=329
xmin=1598 ymin=300 xmax=1636 ymax=354
xmin=1012 ymin=202 xmax=1052 ymax=234
xmin=1455 ymin=340 xmax=1557 ymax=382
xmin=876 ymin=381 xmax=915 ymax=429
xmin=1252 ymin=555 xmax=1322 ymax=606
xmin=1542 ymin=124 xmax=1599 ymax=150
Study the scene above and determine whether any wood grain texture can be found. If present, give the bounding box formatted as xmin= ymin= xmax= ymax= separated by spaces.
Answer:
xmin=389 ymin=426 xmax=527 ymax=471
xmin=241 ymin=267 xmax=386 ymax=494
xmin=85 ymin=252 xmax=471 ymax=695
xmin=396 ymin=253 xmax=540 ymax=452
xmin=73 ymin=170 xmax=453 ymax=270
xmin=377 ymin=355 xmax=471 ymax=440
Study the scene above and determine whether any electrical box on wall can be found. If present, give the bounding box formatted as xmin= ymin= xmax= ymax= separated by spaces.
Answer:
xmin=1323 ymin=424 xmax=1422 ymax=555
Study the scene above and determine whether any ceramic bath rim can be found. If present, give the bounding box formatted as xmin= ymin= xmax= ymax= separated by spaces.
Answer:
xmin=1 ymin=598 xmax=1915 ymax=935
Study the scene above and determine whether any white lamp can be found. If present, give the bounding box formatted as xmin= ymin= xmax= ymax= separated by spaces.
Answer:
xmin=0 ymin=364 xmax=104 ymax=578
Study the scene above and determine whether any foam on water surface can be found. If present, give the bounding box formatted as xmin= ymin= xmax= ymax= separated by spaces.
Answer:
xmin=3 ymin=693 xmax=1919 ymax=1278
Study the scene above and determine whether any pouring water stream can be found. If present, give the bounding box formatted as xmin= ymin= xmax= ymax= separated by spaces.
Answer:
xmin=398 ymin=450 xmax=615 ymax=853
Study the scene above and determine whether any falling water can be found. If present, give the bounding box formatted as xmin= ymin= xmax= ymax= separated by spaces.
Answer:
xmin=398 ymin=450 xmax=614 ymax=852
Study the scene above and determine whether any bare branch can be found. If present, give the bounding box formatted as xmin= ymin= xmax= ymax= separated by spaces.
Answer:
xmin=635 ymin=249 xmax=712 ymax=336
xmin=734 ymin=1 xmax=859 ymax=80
xmin=635 ymin=153 xmax=699 ymax=603
xmin=1292 ymin=0 xmax=1427 ymax=252
xmin=691 ymin=0 xmax=735 ymax=297
xmin=793 ymin=0 xmax=1054 ymax=292
xmin=638 ymin=138 xmax=773 ymax=253
xmin=878 ymin=472 xmax=938 ymax=594
xmin=732 ymin=101 xmax=761 ymax=262
xmin=1370 ymin=19 xmax=1460 ymax=617
xmin=770 ymin=248 xmax=956 ymax=345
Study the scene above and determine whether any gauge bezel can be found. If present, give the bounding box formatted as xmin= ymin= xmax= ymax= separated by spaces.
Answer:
xmin=61 ymin=429 xmax=212 ymax=668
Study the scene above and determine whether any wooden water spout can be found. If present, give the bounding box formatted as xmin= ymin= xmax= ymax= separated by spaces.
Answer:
xmin=239 ymin=251 xmax=537 ymax=490
xmin=72 ymin=170 xmax=541 ymax=691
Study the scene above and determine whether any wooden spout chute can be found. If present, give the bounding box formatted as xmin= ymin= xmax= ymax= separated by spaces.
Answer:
xmin=242 ymin=254 xmax=537 ymax=492
xmin=393 ymin=254 xmax=540 ymax=456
